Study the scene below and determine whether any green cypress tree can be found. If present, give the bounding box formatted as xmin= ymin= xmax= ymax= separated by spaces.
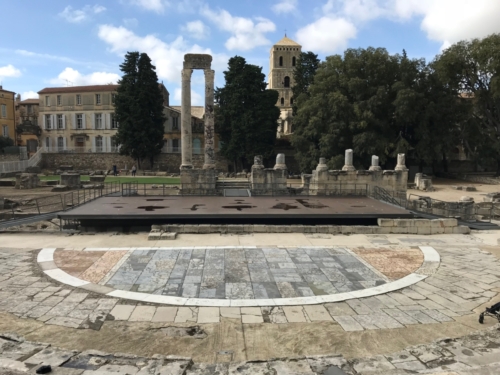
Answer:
xmin=114 ymin=52 xmax=166 ymax=169
xmin=215 ymin=56 xmax=280 ymax=170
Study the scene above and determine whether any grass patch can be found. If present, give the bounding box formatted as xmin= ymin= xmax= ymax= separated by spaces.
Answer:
xmin=38 ymin=175 xmax=180 ymax=184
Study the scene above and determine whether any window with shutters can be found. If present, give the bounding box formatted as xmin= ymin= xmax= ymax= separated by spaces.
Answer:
xmin=95 ymin=94 xmax=101 ymax=105
xmin=1 ymin=104 xmax=6 ymax=118
xmin=45 ymin=96 xmax=50 ymax=106
xmin=111 ymin=114 xmax=119 ymax=129
xmin=57 ymin=95 xmax=62 ymax=106
xmin=57 ymin=114 xmax=63 ymax=129
xmin=76 ymin=95 xmax=82 ymax=105
xmin=111 ymin=94 xmax=116 ymax=104
xmin=76 ymin=114 xmax=83 ymax=129
xmin=57 ymin=137 xmax=64 ymax=151
xmin=2 ymin=125 xmax=8 ymax=137
xmin=172 ymin=138 xmax=179 ymax=152
xmin=95 ymin=136 xmax=103 ymax=152
xmin=95 ymin=114 xmax=103 ymax=129
xmin=172 ymin=116 xmax=179 ymax=131
xmin=280 ymin=98 xmax=284 ymax=106
xmin=45 ymin=138 xmax=50 ymax=148
xmin=45 ymin=114 xmax=52 ymax=129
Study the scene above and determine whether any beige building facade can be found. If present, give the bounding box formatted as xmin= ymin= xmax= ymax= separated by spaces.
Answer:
xmin=15 ymin=96 xmax=40 ymax=155
xmin=38 ymin=85 xmax=121 ymax=153
xmin=268 ymin=36 xmax=302 ymax=136
xmin=0 ymin=86 xmax=16 ymax=140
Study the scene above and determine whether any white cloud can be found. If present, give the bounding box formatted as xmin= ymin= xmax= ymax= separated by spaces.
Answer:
xmin=272 ymin=0 xmax=297 ymax=14
xmin=97 ymin=24 xmax=228 ymax=84
xmin=0 ymin=64 xmax=22 ymax=79
xmin=21 ymin=91 xmax=38 ymax=100
xmin=15 ymin=49 xmax=78 ymax=64
xmin=130 ymin=0 xmax=168 ymax=13
xmin=59 ymin=4 xmax=106 ymax=23
xmin=315 ymin=0 xmax=500 ymax=52
xmin=296 ymin=17 xmax=357 ymax=53
xmin=49 ymin=68 xmax=120 ymax=86
xmin=182 ymin=20 xmax=210 ymax=40
xmin=173 ymin=87 xmax=203 ymax=105
xmin=130 ymin=0 xmax=202 ymax=13
xmin=201 ymin=6 xmax=276 ymax=51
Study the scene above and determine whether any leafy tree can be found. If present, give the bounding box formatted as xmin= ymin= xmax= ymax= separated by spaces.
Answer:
xmin=291 ymin=47 xmax=462 ymax=173
xmin=114 ymin=52 xmax=165 ymax=168
xmin=433 ymin=34 xmax=500 ymax=174
xmin=215 ymin=56 xmax=280 ymax=170
xmin=0 ymin=136 xmax=14 ymax=153
xmin=291 ymin=51 xmax=320 ymax=115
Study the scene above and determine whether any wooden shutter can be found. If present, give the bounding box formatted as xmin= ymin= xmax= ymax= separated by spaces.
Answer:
xmin=62 ymin=114 xmax=66 ymax=129
xmin=91 ymin=136 xmax=96 ymax=152
xmin=63 ymin=137 xmax=67 ymax=150
xmin=91 ymin=113 xmax=95 ymax=130
xmin=106 ymin=113 xmax=111 ymax=129
xmin=82 ymin=113 xmax=86 ymax=129
xmin=72 ymin=113 xmax=76 ymax=129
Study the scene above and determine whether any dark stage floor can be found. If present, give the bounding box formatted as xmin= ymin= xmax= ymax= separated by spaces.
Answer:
xmin=59 ymin=196 xmax=412 ymax=226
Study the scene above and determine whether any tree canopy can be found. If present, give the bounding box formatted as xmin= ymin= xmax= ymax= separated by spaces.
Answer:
xmin=291 ymin=47 xmax=463 ymax=172
xmin=291 ymin=51 xmax=320 ymax=115
xmin=433 ymin=33 xmax=500 ymax=173
xmin=215 ymin=56 xmax=280 ymax=170
xmin=114 ymin=52 xmax=165 ymax=168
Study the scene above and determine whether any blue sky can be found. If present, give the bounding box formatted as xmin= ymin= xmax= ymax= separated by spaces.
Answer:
xmin=1 ymin=0 xmax=500 ymax=105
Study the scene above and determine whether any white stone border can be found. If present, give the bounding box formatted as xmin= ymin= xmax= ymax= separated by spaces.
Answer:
xmin=37 ymin=246 xmax=440 ymax=307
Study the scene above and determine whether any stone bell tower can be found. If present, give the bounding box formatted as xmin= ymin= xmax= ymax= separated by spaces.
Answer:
xmin=268 ymin=35 xmax=301 ymax=136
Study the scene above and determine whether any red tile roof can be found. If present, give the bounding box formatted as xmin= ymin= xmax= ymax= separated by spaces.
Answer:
xmin=38 ymin=85 xmax=119 ymax=94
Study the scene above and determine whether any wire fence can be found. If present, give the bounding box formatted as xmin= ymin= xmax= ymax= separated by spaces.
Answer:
xmin=2 ymin=182 xmax=120 ymax=221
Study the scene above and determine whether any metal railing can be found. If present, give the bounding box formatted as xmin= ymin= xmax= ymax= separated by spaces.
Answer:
xmin=370 ymin=186 xmax=407 ymax=207
xmin=2 ymin=182 xmax=120 ymax=221
xmin=42 ymin=146 xmax=120 ymax=153
xmin=0 ymin=147 xmax=44 ymax=173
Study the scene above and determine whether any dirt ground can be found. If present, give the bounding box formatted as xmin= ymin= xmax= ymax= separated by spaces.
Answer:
xmin=409 ymin=177 xmax=500 ymax=202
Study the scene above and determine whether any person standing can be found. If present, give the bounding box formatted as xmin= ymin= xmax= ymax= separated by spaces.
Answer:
xmin=112 ymin=165 xmax=117 ymax=176
xmin=131 ymin=165 xmax=137 ymax=177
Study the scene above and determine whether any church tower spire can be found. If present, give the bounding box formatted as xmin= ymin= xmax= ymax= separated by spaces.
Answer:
xmin=268 ymin=35 xmax=301 ymax=136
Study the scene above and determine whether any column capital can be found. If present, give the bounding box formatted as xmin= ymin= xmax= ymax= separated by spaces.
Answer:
xmin=181 ymin=69 xmax=193 ymax=80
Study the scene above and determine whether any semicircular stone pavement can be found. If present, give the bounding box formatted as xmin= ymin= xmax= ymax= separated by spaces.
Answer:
xmin=38 ymin=246 xmax=439 ymax=307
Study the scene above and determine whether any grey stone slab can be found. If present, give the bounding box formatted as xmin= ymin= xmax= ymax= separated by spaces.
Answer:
xmin=405 ymin=310 xmax=439 ymax=324
xmin=333 ymin=316 xmax=364 ymax=331
xmin=226 ymin=283 xmax=254 ymax=299
xmin=181 ymin=284 xmax=199 ymax=298
xmin=382 ymin=309 xmax=419 ymax=325
xmin=45 ymin=316 xmax=84 ymax=328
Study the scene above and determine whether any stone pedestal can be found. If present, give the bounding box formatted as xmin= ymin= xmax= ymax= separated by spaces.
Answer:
xmin=251 ymin=155 xmax=264 ymax=170
xmin=181 ymin=68 xmax=193 ymax=169
xmin=203 ymin=69 xmax=216 ymax=169
xmin=369 ymin=155 xmax=381 ymax=171
xmin=316 ymin=158 xmax=328 ymax=172
xmin=15 ymin=173 xmax=39 ymax=189
xmin=180 ymin=169 xmax=217 ymax=195
xmin=60 ymin=173 xmax=80 ymax=189
xmin=395 ymin=153 xmax=408 ymax=171
xmin=273 ymin=153 xmax=287 ymax=170
xmin=342 ymin=149 xmax=356 ymax=171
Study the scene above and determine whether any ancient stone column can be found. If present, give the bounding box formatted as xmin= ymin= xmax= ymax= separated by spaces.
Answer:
xmin=316 ymin=157 xmax=328 ymax=172
xmin=369 ymin=155 xmax=382 ymax=171
xmin=181 ymin=68 xmax=193 ymax=169
xmin=274 ymin=153 xmax=287 ymax=170
xmin=395 ymin=153 xmax=408 ymax=171
xmin=342 ymin=149 xmax=356 ymax=171
xmin=251 ymin=155 xmax=264 ymax=170
xmin=203 ymin=69 xmax=216 ymax=169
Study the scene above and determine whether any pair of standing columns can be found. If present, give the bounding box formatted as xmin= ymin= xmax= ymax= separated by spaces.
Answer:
xmin=181 ymin=68 xmax=215 ymax=170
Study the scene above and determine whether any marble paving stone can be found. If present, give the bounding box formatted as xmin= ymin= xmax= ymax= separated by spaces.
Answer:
xmin=304 ymin=305 xmax=333 ymax=321
xmin=333 ymin=316 xmax=364 ymax=331
xmin=108 ymin=305 xmax=135 ymax=321
xmin=197 ymin=307 xmax=220 ymax=323
xmin=282 ymin=306 xmax=307 ymax=322
xmin=129 ymin=306 xmax=156 ymax=322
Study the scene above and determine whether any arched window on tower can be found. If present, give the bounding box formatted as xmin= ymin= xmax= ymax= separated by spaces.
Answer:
xmin=292 ymin=56 xmax=296 ymax=66
xmin=284 ymin=76 xmax=290 ymax=88
xmin=280 ymin=97 xmax=284 ymax=106
xmin=279 ymin=56 xmax=283 ymax=67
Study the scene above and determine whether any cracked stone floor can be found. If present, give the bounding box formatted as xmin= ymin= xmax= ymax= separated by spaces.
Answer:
xmin=0 ymin=231 xmax=498 ymax=372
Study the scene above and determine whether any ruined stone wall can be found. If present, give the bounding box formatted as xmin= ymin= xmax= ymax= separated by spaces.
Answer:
xmin=41 ymin=152 xmax=229 ymax=172
xmin=307 ymin=169 xmax=408 ymax=195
